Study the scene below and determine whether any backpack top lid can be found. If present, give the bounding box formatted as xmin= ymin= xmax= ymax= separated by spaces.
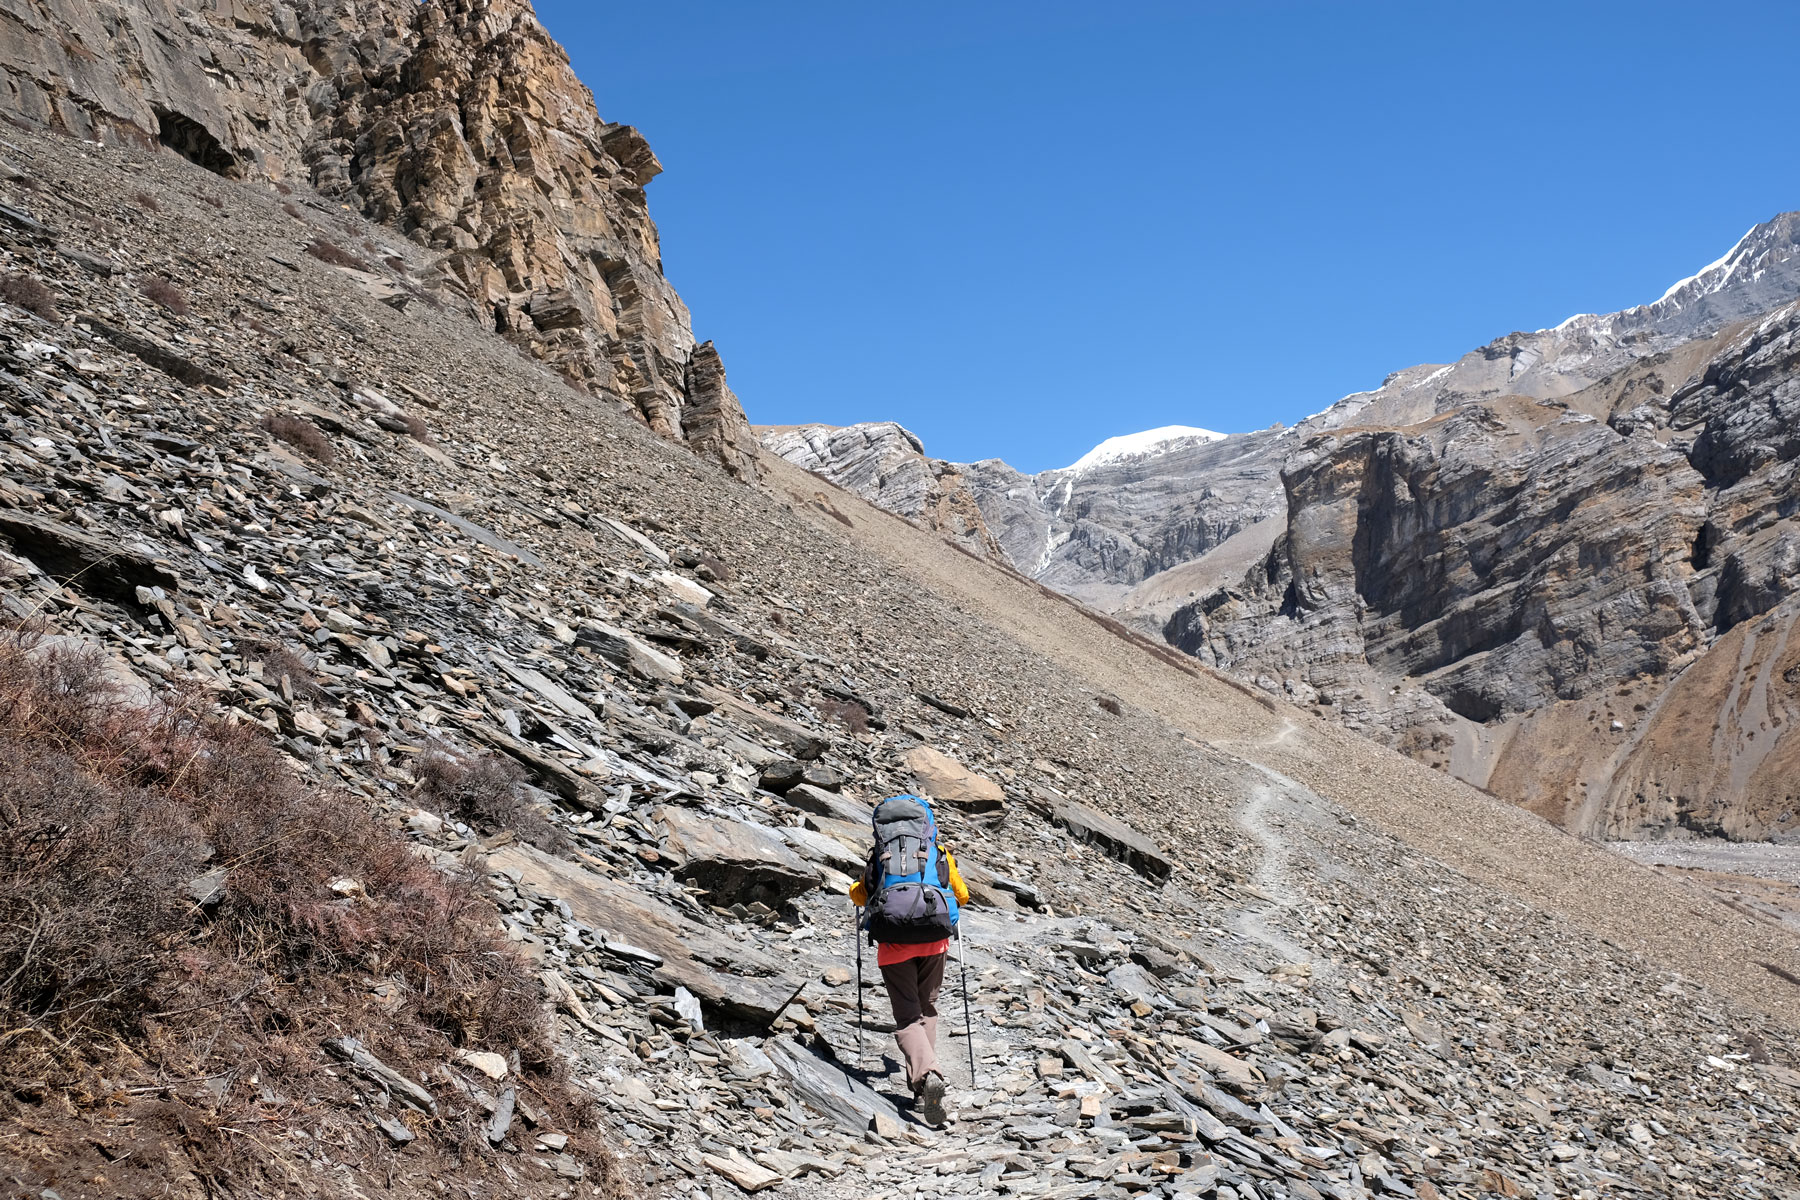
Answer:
xmin=872 ymin=793 xmax=937 ymax=837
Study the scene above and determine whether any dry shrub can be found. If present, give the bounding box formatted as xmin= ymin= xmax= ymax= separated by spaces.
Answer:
xmin=139 ymin=275 xmax=189 ymax=314
xmin=817 ymin=695 xmax=871 ymax=735
xmin=1096 ymin=695 xmax=1123 ymax=716
xmin=282 ymin=201 xmax=303 ymax=219
xmin=0 ymin=636 xmax=544 ymax=1064
xmin=0 ymin=635 xmax=608 ymax=1184
xmin=273 ymin=180 xmax=292 ymax=196
xmin=402 ymin=411 xmax=431 ymax=441
xmin=131 ymin=190 xmax=159 ymax=212
xmin=244 ymin=640 xmax=326 ymax=702
xmin=0 ymin=272 xmax=59 ymax=322
xmin=414 ymin=744 xmax=561 ymax=850
xmin=198 ymin=193 xmax=224 ymax=210
xmin=259 ymin=410 xmax=334 ymax=463
xmin=304 ymin=237 xmax=371 ymax=271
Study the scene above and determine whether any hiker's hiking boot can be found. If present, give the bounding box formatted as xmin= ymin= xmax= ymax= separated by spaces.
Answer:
xmin=916 ymin=1071 xmax=947 ymax=1125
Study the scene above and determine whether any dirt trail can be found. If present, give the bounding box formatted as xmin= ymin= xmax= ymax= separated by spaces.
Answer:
xmin=1228 ymin=771 xmax=1316 ymax=970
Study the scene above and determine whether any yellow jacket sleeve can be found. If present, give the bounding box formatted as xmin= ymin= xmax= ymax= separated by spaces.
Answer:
xmin=945 ymin=848 xmax=971 ymax=906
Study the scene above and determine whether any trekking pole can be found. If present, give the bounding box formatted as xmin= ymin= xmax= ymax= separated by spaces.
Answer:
xmin=853 ymin=902 xmax=865 ymax=1069
xmin=958 ymin=928 xmax=976 ymax=1087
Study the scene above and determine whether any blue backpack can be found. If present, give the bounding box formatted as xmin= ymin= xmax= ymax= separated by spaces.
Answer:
xmin=860 ymin=794 xmax=959 ymax=944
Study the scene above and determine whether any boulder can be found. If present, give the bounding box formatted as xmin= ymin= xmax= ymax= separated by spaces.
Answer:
xmin=903 ymin=745 xmax=1006 ymax=812
xmin=1033 ymin=793 xmax=1173 ymax=880
xmin=656 ymin=807 xmax=823 ymax=907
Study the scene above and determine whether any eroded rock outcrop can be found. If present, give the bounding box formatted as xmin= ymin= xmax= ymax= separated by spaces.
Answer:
xmin=759 ymin=422 xmax=1003 ymax=560
xmin=0 ymin=0 xmax=758 ymax=476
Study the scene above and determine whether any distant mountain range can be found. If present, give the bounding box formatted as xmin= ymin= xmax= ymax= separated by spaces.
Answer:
xmin=763 ymin=210 xmax=1800 ymax=841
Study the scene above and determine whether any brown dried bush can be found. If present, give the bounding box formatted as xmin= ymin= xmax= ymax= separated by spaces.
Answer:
xmin=131 ymin=190 xmax=159 ymax=212
xmin=259 ymin=410 xmax=334 ymax=463
xmin=244 ymin=640 xmax=326 ymax=702
xmin=0 ymin=636 xmax=542 ymax=1061
xmin=0 ymin=635 xmax=612 ymax=1185
xmin=0 ymin=272 xmax=59 ymax=322
xmin=414 ymin=744 xmax=561 ymax=850
xmin=304 ymin=237 xmax=371 ymax=271
xmin=139 ymin=275 xmax=189 ymax=314
xmin=817 ymin=695 xmax=872 ymax=735
xmin=1096 ymin=695 xmax=1122 ymax=716
xmin=402 ymin=411 xmax=432 ymax=441
xmin=282 ymin=201 xmax=303 ymax=219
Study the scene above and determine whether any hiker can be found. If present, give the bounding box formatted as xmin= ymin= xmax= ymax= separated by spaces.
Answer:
xmin=849 ymin=794 xmax=971 ymax=1125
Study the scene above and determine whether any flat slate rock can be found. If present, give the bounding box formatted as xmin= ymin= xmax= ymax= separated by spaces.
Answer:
xmin=698 ymin=683 xmax=830 ymax=759
xmin=1033 ymin=791 xmax=1173 ymax=879
xmin=489 ymin=844 xmax=799 ymax=1024
xmin=0 ymin=509 xmax=180 ymax=604
xmin=763 ymin=1036 xmax=905 ymax=1134
xmin=656 ymin=806 xmax=823 ymax=906
xmin=784 ymin=782 xmax=870 ymax=826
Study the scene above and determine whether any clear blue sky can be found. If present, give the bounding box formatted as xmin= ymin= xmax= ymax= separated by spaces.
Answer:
xmin=535 ymin=1 xmax=1800 ymax=474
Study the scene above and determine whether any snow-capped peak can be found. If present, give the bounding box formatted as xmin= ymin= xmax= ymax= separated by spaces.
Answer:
xmin=1060 ymin=425 xmax=1227 ymax=473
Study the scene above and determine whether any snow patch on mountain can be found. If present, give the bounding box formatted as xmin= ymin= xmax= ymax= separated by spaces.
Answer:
xmin=1656 ymin=226 xmax=1759 ymax=305
xmin=1061 ymin=425 xmax=1227 ymax=473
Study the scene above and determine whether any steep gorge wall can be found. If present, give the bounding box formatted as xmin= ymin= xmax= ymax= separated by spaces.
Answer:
xmin=0 ymin=0 xmax=758 ymax=475
xmin=1171 ymin=303 xmax=1800 ymax=840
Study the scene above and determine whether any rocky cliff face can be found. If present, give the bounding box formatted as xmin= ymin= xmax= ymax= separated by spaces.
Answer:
xmin=770 ymin=215 xmax=1800 ymax=623
xmin=1297 ymin=213 xmax=1800 ymax=436
xmin=0 ymin=0 xmax=759 ymax=476
xmin=758 ymin=422 xmax=1004 ymax=560
xmin=1170 ymin=298 xmax=1800 ymax=840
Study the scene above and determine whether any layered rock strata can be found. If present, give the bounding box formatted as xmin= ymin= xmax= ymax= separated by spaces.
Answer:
xmin=1172 ymin=301 xmax=1800 ymax=840
xmin=0 ymin=0 xmax=758 ymax=475
xmin=767 ymin=215 xmax=1800 ymax=840
xmin=759 ymin=422 xmax=1004 ymax=560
